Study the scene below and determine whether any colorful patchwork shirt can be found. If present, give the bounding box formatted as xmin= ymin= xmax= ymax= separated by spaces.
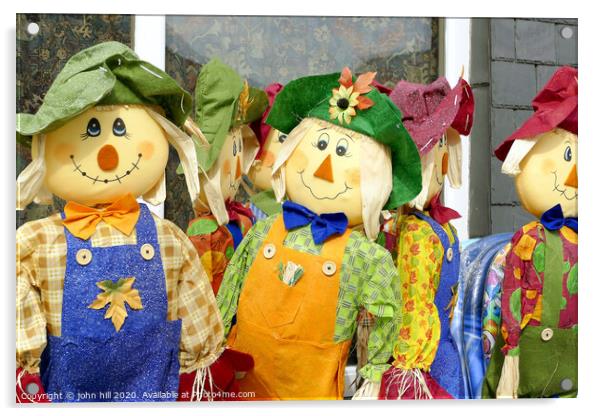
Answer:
xmin=187 ymin=212 xmax=253 ymax=294
xmin=217 ymin=215 xmax=402 ymax=382
xmin=500 ymin=221 xmax=578 ymax=355
xmin=391 ymin=212 xmax=457 ymax=370
xmin=16 ymin=213 xmax=224 ymax=375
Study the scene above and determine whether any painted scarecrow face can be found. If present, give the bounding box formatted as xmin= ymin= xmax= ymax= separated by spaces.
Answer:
xmin=43 ymin=105 xmax=169 ymax=206
xmin=515 ymin=128 xmax=578 ymax=218
xmin=213 ymin=127 xmax=246 ymax=202
xmin=247 ymin=127 xmax=287 ymax=191
xmin=423 ymin=130 xmax=451 ymax=207
xmin=284 ymin=118 xmax=363 ymax=225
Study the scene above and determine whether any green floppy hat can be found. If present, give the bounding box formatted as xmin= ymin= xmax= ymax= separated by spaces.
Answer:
xmin=16 ymin=41 xmax=193 ymax=139
xmin=193 ymin=58 xmax=268 ymax=172
xmin=265 ymin=70 xmax=422 ymax=210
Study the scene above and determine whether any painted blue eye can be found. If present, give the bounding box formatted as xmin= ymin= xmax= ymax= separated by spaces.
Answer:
xmin=336 ymin=138 xmax=349 ymax=156
xmin=278 ymin=133 xmax=287 ymax=143
xmin=564 ymin=146 xmax=572 ymax=162
xmin=112 ymin=118 xmax=126 ymax=136
xmin=86 ymin=118 xmax=101 ymax=137
xmin=317 ymin=133 xmax=329 ymax=151
xmin=232 ymin=140 xmax=237 ymax=156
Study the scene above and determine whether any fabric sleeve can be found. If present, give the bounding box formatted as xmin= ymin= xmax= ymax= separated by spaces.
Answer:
xmin=391 ymin=217 xmax=442 ymax=370
xmin=216 ymin=216 xmax=275 ymax=336
xmin=16 ymin=224 xmax=47 ymax=374
xmin=357 ymin=244 xmax=402 ymax=382
xmin=500 ymin=224 xmax=540 ymax=356
xmin=170 ymin=224 xmax=225 ymax=373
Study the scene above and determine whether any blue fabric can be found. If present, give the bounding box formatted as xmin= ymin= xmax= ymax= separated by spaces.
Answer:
xmin=249 ymin=202 xmax=268 ymax=222
xmin=282 ymin=200 xmax=348 ymax=245
xmin=412 ymin=212 xmax=465 ymax=399
xmin=459 ymin=233 xmax=512 ymax=399
xmin=541 ymin=204 xmax=578 ymax=233
xmin=40 ymin=204 xmax=181 ymax=402
xmin=225 ymin=221 xmax=244 ymax=249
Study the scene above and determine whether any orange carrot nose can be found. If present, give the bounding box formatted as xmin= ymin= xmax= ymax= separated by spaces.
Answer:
xmin=564 ymin=165 xmax=578 ymax=188
xmin=441 ymin=152 xmax=449 ymax=176
xmin=97 ymin=145 xmax=119 ymax=171
xmin=235 ymin=156 xmax=242 ymax=179
xmin=313 ymin=154 xmax=334 ymax=182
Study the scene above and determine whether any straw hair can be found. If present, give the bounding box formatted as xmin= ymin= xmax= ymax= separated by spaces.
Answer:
xmin=501 ymin=128 xmax=576 ymax=177
xmin=271 ymin=117 xmax=392 ymax=241
xmin=407 ymin=130 xmax=463 ymax=211
xmin=16 ymin=134 xmax=52 ymax=210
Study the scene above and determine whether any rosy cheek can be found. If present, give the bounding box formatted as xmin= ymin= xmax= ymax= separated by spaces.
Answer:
xmin=136 ymin=141 xmax=155 ymax=161
xmin=345 ymin=168 xmax=361 ymax=188
xmin=541 ymin=158 xmax=556 ymax=173
xmin=261 ymin=151 xmax=276 ymax=168
xmin=289 ymin=149 xmax=308 ymax=172
xmin=54 ymin=143 xmax=76 ymax=162
xmin=222 ymin=160 xmax=231 ymax=176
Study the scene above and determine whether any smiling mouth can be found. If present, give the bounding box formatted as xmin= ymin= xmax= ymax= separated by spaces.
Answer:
xmin=70 ymin=154 xmax=142 ymax=184
xmin=552 ymin=170 xmax=578 ymax=201
xmin=297 ymin=170 xmax=351 ymax=200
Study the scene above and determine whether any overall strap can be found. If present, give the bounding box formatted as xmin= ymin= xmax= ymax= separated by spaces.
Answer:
xmin=412 ymin=210 xmax=451 ymax=249
xmin=541 ymin=229 xmax=564 ymax=327
xmin=134 ymin=203 xmax=158 ymax=246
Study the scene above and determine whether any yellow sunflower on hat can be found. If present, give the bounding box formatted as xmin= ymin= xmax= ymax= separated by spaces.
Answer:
xmin=328 ymin=67 xmax=375 ymax=124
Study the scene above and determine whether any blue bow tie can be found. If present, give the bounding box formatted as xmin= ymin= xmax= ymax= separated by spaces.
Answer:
xmin=282 ymin=201 xmax=348 ymax=245
xmin=541 ymin=204 xmax=578 ymax=233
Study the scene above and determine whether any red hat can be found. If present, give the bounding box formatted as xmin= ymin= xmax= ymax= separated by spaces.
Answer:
xmin=251 ymin=83 xmax=284 ymax=160
xmin=495 ymin=66 xmax=578 ymax=161
xmin=390 ymin=76 xmax=474 ymax=155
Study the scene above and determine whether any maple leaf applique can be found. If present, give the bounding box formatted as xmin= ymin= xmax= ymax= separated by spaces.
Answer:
xmin=88 ymin=277 xmax=143 ymax=332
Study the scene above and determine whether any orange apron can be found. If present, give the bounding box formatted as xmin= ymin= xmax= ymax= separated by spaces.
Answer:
xmin=227 ymin=215 xmax=352 ymax=400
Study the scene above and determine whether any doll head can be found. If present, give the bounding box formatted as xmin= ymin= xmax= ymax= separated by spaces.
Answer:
xmin=186 ymin=58 xmax=267 ymax=225
xmin=511 ymin=128 xmax=577 ymax=218
xmin=247 ymin=127 xmax=287 ymax=190
xmin=390 ymin=76 xmax=474 ymax=211
xmin=268 ymin=67 xmax=422 ymax=240
xmin=496 ymin=66 xmax=578 ymax=219
xmin=17 ymin=42 xmax=199 ymax=209
xmin=247 ymin=83 xmax=287 ymax=191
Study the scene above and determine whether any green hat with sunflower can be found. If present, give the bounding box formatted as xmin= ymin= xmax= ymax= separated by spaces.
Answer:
xmin=192 ymin=57 xmax=268 ymax=172
xmin=17 ymin=41 xmax=193 ymax=142
xmin=265 ymin=67 xmax=422 ymax=210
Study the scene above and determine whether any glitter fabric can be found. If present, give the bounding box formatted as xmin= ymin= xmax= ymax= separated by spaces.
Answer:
xmin=390 ymin=77 xmax=474 ymax=156
xmin=40 ymin=204 xmax=181 ymax=402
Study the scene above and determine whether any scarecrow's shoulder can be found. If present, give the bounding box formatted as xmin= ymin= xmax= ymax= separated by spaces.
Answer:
xmin=16 ymin=214 xmax=65 ymax=254
xmin=149 ymin=214 xmax=193 ymax=248
xmin=347 ymin=229 xmax=395 ymax=263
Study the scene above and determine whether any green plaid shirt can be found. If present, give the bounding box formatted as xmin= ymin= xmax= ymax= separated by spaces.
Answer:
xmin=217 ymin=214 xmax=401 ymax=382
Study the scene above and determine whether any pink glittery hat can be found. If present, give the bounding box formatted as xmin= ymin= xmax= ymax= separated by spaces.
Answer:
xmin=390 ymin=76 xmax=474 ymax=155
xmin=250 ymin=83 xmax=284 ymax=160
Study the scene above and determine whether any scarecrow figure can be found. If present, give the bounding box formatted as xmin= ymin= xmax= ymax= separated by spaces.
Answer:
xmin=15 ymin=42 xmax=242 ymax=402
xmin=376 ymin=75 xmax=474 ymax=399
xmin=482 ymin=66 xmax=577 ymax=398
xmin=216 ymin=67 xmax=422 ymax=400
xmin=183 ymin=58 xmax=267 ymax=295
xmin=245 ymin=83 xmax=288 ymax=222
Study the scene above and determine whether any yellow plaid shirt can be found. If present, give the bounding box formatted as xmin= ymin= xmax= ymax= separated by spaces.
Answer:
xmin=16 ymin=211 xmax=224 ymax=374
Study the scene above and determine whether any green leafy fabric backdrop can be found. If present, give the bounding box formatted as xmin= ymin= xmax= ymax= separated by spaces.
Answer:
xmin=16 ymin=14 xmax=133 ymax=228
xmin=165 ymin=16 xmax=439 ymax=229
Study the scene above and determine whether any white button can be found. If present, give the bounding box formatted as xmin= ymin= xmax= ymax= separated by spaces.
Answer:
xmin=560 ymin=378 xmax=573 ymax=391
xmin=541 ymin=328 xmax=554 ymax=341
xmin=263 ymin=243 xmax=276 ymax=259
xmin=140 ymin=243 xmax=155 ymax=260
xmin=76 ymin=249 xmax=92 ymax=266
xmin=446 ymin=247 xmax=454 ymax=262
xmin=25 ymin=381 xmax=39 ymax=395
xmin=322 ymin=261 xmax=337 ymax=276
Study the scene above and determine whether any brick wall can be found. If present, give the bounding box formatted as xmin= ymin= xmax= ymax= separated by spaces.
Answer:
xmin=469 ymin=18 xmax=577 ymax=236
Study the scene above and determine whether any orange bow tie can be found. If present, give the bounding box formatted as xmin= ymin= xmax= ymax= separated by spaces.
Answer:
xmin=63 ymin=194 xmax=141 ymax=240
